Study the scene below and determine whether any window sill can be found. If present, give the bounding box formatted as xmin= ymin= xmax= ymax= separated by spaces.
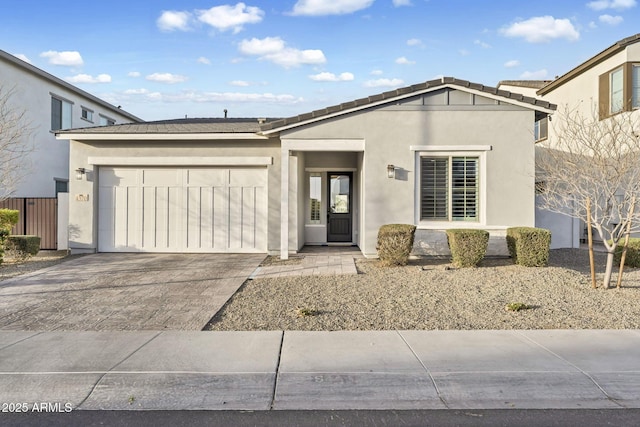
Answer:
xmin=81 ymin=117 xmax=94 ymax=124
xmin=416 ymin=222 xmax=501 ymax=230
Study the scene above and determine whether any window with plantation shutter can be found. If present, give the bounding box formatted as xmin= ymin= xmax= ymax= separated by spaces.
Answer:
xmin=420 ymin=157 xmax=448 ymax=220
xmin=420 ymin=156 xmax=479 ymax=222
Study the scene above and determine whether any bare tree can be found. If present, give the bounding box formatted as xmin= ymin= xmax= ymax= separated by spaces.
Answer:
xmin=0 ymin=84 xmax=34 ymax=201
xmin=536 ymin=104 xmax=640 ymax=288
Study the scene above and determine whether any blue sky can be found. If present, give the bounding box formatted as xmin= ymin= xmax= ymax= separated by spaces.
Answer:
xmin=2 ymin=0 xmax=639 ymax=121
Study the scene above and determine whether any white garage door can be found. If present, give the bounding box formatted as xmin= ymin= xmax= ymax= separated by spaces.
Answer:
xmin=98 ymin=167 xmax=267 ymax=253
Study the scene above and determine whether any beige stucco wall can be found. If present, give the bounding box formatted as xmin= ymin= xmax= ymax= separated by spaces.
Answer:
xmin=68 ymin=138 xmax=280 ymax=253
xmin=281 ymin=105 xmax=537 ymax=256
xmin=540 ymin=49 xmax=635 ymax=125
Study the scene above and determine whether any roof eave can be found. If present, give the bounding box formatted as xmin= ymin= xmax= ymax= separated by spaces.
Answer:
xmin=537 ymin=33 xmax=640 ymax=95
xmin=262 ymin=82 xmax=556 ymax=135
xmin=56 ymin=132 xmax=269 ymax=141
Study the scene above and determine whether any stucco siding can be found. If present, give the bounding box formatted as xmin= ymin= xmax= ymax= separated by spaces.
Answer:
xmin=283 ymin=105 xmax=536 ymax=256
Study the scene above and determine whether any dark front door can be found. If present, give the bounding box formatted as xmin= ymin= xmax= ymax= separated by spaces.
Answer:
xmin=327 ymin=172 xmax=352 ymax=242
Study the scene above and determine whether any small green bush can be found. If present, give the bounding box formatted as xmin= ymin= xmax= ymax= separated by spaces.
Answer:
xmin=377 ymin=224 xmax=417 ymax=266
xmin=507 ymin=227 xmax=551 ymax=267
xmin=445 ymin=229 xmax=489 ymax=268
xmin=5 ymin=235 xmax=41 ymax=260
xmin=614 ymin=238 xmax=640 ymax=268
xmin=0 ymin=209 xmax=19 ymax=264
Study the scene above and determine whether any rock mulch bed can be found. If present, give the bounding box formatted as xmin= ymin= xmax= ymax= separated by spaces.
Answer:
xmin=206 ymin=249 xmax=640 ymax=331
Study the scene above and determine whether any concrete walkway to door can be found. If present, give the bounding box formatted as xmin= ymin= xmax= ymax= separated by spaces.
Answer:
xmin=252 ymin=246 xmax=363 ymax=278
xmin=0 ymin=253 xmax=265 ymax=331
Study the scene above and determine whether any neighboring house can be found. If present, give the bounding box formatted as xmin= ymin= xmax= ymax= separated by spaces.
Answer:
xmin=0 ymin=49 xmax=142 ymax=249
xmin=58 ymin=77 xmax=554 ymax=258
xmin=498 ymin=33 xmax=640 ymax=249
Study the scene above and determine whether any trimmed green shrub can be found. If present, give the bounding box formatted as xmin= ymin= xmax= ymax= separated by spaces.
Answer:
xmin=5 ymin=235 xmax=41 ymax=259
xmin=0 ymin=209 xmax=19 ymax=265
xmin=507 ymin=227 xmax=551 ymax=267
xmin=614 ymin=238 xmax=640 ymax=268
xmin=445 ymin=229 xmax=489 ymax=268
xmin=377 ymin=224 xmax=417 ymax=266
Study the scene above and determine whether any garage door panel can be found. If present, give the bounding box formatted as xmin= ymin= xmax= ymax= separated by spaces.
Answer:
xmin=187 ymin=169 xmax=227 ymax=187
xmin=186 ymin=186 xmax=202 ymax=249
xmin=142 ymin=187 xmax=158 ymax=249
xmin=167 ymin=186 xmax=182 ymax=250
xmin=241 ymin=187 xmax=256 ymax=249
xmin=230 ymin=168 xmax=265 ymax=186
xmin=99 ymin=167 xmax=266 ymax=253
xmin=142 ymin=169 xmax=180 ymax=186
xmin=101 ymin=168 xmax=137 ymax=187
xmin=213 ymin=186 xmax=228 ymax=250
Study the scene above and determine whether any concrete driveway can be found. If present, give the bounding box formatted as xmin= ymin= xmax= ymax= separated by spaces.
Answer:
xmin=0 ymin=253 xmax=265 ymax=331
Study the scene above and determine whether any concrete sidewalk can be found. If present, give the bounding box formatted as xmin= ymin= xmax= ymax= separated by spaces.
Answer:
xmin=0 ymin=330 xmax=639 ymax=411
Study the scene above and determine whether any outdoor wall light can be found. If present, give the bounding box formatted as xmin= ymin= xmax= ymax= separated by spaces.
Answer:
xmin=75 ymin=168 xmax=86 ymax=180
xmin=387 ymin=164 xmax=396 ymax=179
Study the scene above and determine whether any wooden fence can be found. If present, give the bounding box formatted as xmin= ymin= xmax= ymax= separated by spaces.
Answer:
xmin=0 ymin=198 xmax=58 ymax=250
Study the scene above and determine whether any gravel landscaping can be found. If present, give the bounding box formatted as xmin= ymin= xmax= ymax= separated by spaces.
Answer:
xmin=206 ymin=249 xmax=640 ymax=331
xmin=0 ymin=251 xmax=77 ymax=282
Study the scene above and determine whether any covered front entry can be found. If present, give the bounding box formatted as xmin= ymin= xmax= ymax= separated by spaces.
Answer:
xmin=280 ymin=139 xmax=365 ymax=260
xmin=98 ymin=166 xmax=267 ymax=253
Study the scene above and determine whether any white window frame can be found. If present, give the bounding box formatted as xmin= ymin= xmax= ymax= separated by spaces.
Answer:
xmin=413 ymin=148 xmax=488 ymax=228
xmin=610 ymin=67 xmax=624 ymax=115
xmin=81 ymin=106 xmax=94 ymax=123
xmin=50 ymin=94 xmax=73 ymax=131
xmin=99 ymin=114 xmax=115 ymax=126
xmin=632 ymin=64 xmax=640 ymax=109
xmin=308 ymin=172 xmax=323 ymax=225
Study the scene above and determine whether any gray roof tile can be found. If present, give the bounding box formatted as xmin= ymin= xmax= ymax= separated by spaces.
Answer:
xmin=260 ymin=77 xmax=556 ymax=131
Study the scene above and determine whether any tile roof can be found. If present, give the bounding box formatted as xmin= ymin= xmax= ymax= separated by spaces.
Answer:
xmin=260 ymin=77 xmax=556 ymax=132
xmin=498 ymin=80 xmax=553 ymax=89
xmin=58 ymin=117 xmax=277 ymax=134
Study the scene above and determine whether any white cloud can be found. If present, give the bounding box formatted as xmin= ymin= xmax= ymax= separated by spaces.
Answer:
xmin=406 ymin=38 xmax=423 ymax=47
xmin=238 ymin=36 xmax=326 ymax=68
xmin=501 ymin=16 xmax=580 ymax=43
xmin=197 ymin=3 xmax=264 ymax=33
xmin=123 ymin=88 xmax=150 ymax=95
xmin=65 ymin=73 xmax=112 ymax=84
xmin=12 ymin=53 xmax=31 ymax=63
xmin=395 ymin=56 xmax=415 ymax=65
xmin=589 ymin=21 xmax=598 ymax=28
xmin=118 ymin=88 xmax=303 ymax=104
xmin=128 ymin=71 xmax=141 ymax=77
xmin=363 ymin=78 xmax=404 ymax=88
xmin=40 ymin=50 xmax=83 ymax=66
xmin=587 ymin=0 xmax=636 ymax=10
xmin=458 ymin=49 xmax=470 ymax=56
xmin=504 ymin=59 xmax=520 ymax=68
xmin=197 ymin=56 xmax=211 ymax=65
xmin=309 ymin=72 xmax=355 ymax=82
xmin=474 ymin=39 xmax=491 ymax=48
xmin=146 ymin=73 xmax=188 ymax=84
xmin=599 ymin=14 xmax=624 ymax=24
xmin=290 ymin=0 xmax=374 ymax=16
xmin=519 ymin=69 xmax=548 ymax=79
xmin=230 ymin=80 xmax=250 ymax=86
xmin=238 ymin=37 xmax=285 ymax=55
xmin=370 ymin=69 xmax=383 ymax=75
xmin=393 ymin=0 xmax=412 ymax=6
xmin=157 ymin=10 xmax=192 ymax=32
